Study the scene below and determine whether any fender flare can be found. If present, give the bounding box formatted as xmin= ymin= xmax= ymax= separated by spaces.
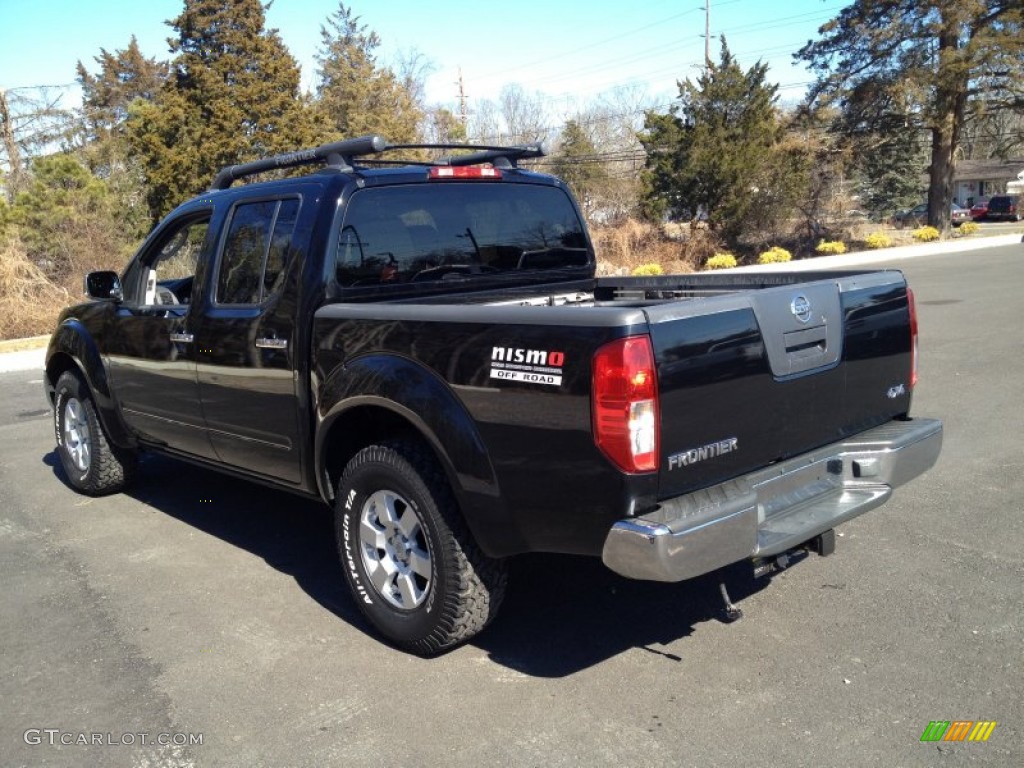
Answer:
xmin=45 ymin=319 xmax=136 ymax=450
xmin=315 ymin=354 xmax=516 ymax=552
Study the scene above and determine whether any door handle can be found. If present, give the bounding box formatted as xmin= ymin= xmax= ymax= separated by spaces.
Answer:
xmin=255 ymin=337 xmax=288 ymax=350
xmin=169 ymin=332 xmax=194 ymax=343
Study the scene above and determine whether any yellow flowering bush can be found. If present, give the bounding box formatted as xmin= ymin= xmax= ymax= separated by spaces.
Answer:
xmin=758 ymin=246 xmax=792 ymax=264
xmin=631 ymin=263 xmax=664 ymax=276
xmin=912 ymin=226 xmax=941 ymax=242
xmin=957 ymin=221 xmax=979 ymax=236
xmin=864 ymin=231 xmax=891 ymax=249
xmin=705 ymin=253 xmax=737 ymax=270
xmin=815 ymin=240 xmax=847 ymax=255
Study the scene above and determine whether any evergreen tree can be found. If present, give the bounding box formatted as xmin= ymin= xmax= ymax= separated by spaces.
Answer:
xmin=797 ymin=1 xmax=1024 ymax=233
xmin=552 ymin=119 xmax=609 ymax=218
xmin=76 ymin=37 xmax=168 ymax=240
xmin=638 ymin=40 xmax=786 ymax=246
xmin=422 ymin=107 xmax=467 ymax=145
xmin=314 ymin=3 xmax=422 ymax=143
xmin=128 ymin=0 xmax=316 ymax=220
xmin=77 ymin=37 xmax=167 ymax=146
xmin=8 ymin=154 xmax=130 ymax=281
xmin=855 ymin=120 xmax=927 ymax=220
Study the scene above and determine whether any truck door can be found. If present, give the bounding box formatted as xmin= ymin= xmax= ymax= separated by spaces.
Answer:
xmin=193 ymin=196 xmax=304 ymax=484
xmin=106 ymin=210 xmax=218 ymax=460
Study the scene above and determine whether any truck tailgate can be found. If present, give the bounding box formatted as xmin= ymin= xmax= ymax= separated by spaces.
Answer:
xmin=645 ymin=272 xmax=914 ymax=500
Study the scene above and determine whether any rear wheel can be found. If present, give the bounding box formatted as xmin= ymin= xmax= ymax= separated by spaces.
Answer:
xmin=53 ymin=371 xmax=136 ymax=495
xmin=335 ymin=441 xmax=507 ymax=654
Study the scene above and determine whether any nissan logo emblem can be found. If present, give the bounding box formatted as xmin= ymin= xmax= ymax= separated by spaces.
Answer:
xmin=791 ymin=295 xmax=812 ymax=323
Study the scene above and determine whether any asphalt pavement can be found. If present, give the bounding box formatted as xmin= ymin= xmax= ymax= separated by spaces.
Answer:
xmin=2 ymin=242 xmax=1021 ymax=767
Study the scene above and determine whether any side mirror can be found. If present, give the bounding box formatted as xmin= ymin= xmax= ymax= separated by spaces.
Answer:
xmin=84 ymin=271 xmax=123 ymax=302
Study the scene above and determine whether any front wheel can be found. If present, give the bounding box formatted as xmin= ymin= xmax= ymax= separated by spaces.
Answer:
xmin=335 ymin=441 xmax=507 ymax=654
xmin=53 ymin=371 xmax=136 ymax=495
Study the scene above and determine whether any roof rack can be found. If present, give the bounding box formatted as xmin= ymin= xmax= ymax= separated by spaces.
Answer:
xmin=386 ymin=142 xmax=546 ymax=169
xmin=209 ymin=136 xmax=546 ymax=190
xmin=209 ymin=135 xmax=388 ymax=190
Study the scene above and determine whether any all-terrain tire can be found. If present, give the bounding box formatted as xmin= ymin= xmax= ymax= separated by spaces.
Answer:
xmin=53 ymin=370 xmax=137 ymax=495
xmin=335 ymin=440 xmax=507 ymax=655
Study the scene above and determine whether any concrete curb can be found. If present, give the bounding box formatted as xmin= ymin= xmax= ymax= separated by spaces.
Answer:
xmin=0 ymin=347 xmax=46 ymax=375
xmin=1 ymin=233 xmax=1019 ymax=374
xmin=0 ymin=335 xmax=50 ymax=353
xmin=731 ymin=232 xmax=1022 ymax=272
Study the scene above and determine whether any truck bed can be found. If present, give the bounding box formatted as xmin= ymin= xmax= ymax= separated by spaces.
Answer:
xmin=313 ymin=268 xmax=918 ymax=559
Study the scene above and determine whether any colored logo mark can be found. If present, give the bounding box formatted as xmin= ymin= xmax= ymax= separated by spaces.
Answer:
xmin=920 ymin=720 xmax=997 ymax=742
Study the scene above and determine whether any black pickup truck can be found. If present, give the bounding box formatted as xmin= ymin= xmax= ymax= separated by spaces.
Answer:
xmin=44 ymin=136 xmax=942 ymax=654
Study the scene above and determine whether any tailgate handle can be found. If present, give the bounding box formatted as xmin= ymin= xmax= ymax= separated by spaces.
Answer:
xmin=784 ymin=325 xmax=827 ymax=358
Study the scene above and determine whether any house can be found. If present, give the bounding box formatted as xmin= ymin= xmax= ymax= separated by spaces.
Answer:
xmin=953 ymin=158 xmax=1024 ymax=207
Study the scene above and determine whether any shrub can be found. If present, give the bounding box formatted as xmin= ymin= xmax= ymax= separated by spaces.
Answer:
xmin=864 ymin=231 xmax=891 ymax=249
xmin=705 ymin=253 xmax=737 ymax=270
xmin=631 ymin=263 xmax=664 ymax=276
xmin=590 ymin=218 xmax=698 ymax=275
xmin=0 ymin=233 xmax=69 ymax=340
xmin=912 ymin=226 xmax=941 ymax=242
xmin=957 ymin=221 xmax=979 ymax=236
xmin=758 ymin=246 xmax=792 ymax=264
xmin=815 ymin=239 xmax=847 ymax=255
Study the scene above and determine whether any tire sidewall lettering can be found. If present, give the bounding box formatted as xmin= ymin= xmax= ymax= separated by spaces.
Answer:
xmin=54 ymin=388 xmax=67 ymax=448
xmin=341 ymin=489 xmax=374 ymax=607
xmin=54 ymin=380 xmax=89 ymax=485
xmin=337 ymin=453 xmax=442 ymax=635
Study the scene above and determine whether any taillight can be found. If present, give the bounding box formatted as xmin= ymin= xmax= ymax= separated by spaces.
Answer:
xmin=908 ymin=288 xmax=919 ymax=388
xmin=592 ymin=335 xmax=659 ymax=473
xmin=428 ymin=166 xmax=502 ymax=180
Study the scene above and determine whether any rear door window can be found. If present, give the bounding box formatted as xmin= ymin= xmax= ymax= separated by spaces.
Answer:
xmin=216 ymin=198 xmax=300 ymax=305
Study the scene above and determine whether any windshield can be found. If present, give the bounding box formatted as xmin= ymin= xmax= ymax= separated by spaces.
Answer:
xmin=334 ymin=182 xmax=591 ymax=287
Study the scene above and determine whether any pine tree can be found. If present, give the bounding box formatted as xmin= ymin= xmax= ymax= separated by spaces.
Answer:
xmin=797 ymin=1 xmax=1024 ymax=233
xmin=128 ymin=0 xmax=316 ymax=220
xmin=638 ymin=40 xmax=787 ymax=247
xmin=314 ymin=3 xmax=422 ymax=143
xmin=76 ymin=37 xmax=168 ymax=239
xmin=7 ymin=154 xmax=130 ymax=282
xmin=855 ymin=122 xmax=927 ymax=220
xmin=77 ymin=37 xmax=167 ymax=146
xmin=422 ymin=107 xmax=467 ymax=145
xmin=552 ymin=120 xmax=609 ymax=218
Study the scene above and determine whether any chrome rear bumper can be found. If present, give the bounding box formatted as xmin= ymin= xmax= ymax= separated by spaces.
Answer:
xmin=602 ymin=418 xmax=943 ymax=582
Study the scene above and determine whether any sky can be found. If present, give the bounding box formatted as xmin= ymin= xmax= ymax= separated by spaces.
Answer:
xmin=0 ymin=0 xmax=847 ymax=118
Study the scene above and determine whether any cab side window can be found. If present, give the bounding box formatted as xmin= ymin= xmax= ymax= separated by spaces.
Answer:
xmin=216 ymin=198 xmax=300 ymax=306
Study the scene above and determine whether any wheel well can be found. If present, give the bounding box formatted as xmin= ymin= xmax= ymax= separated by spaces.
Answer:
xmin=321 ymin=405 xmax=440 ymax=500
xmin=44 ymin=352 xmax=79 ymax=404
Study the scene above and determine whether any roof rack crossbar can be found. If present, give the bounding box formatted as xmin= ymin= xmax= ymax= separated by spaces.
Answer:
xmin=209 ymin=134 xmax=388 ymax=190
xmin=208 ymin=137 xmax=547 ymax=190
xmin=385 ymin=142 xmax=547 ymax=168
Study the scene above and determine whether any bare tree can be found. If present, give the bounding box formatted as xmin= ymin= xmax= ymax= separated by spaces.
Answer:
xmin=0 ymin=86 xmax=75 ymax=202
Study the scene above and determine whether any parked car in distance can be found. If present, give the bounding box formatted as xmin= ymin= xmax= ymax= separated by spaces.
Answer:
xmin=969 ymin=198 xmax=989 ymax=220
xmin=893 ymin=202 xmax=971 ymax=229
xmin=985 ymin=195 xmax=1021 ymax=222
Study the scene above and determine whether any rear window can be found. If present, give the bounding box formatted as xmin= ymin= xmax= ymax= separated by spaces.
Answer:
xmin=334 ymin=183 xmax=591 ymax=287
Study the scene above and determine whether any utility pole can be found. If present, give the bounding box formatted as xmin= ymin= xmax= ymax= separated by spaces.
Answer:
xmin=703 ymin=0 xmax=712 ymax=75
xmin=455 ymin=68 xmax=468 ymax=126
